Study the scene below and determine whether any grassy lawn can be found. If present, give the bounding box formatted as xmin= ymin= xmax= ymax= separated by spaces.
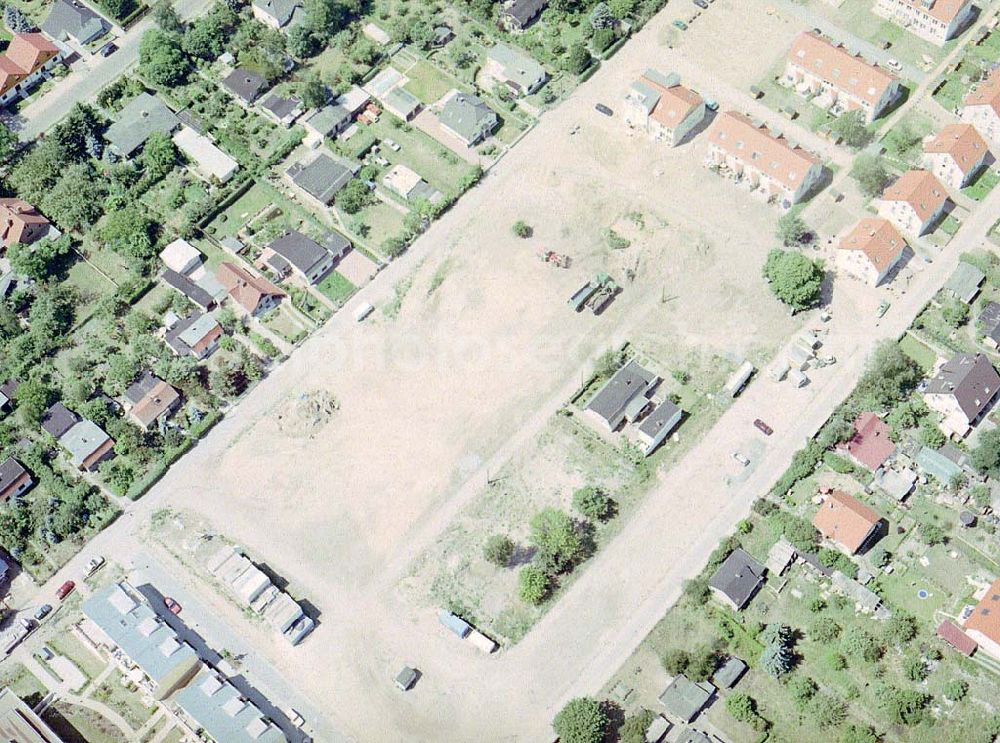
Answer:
xmin=316 ymin=270 xmax=356 ymax=307
xmin=341 ymin=200 xmax=409 ymax=248
xmin=92 ymin=670 xmax=155 ymax=729
xmin=899 ymin=333 xmax=938 ymax=372
xmin=962 ymin=166 xmax=1000 ymax=201
xmin=206 ymin=182 xmax=278 ymax=238
xmin=0 ymin=664 xmax=46 ymax=705
xmin=939 ymin=213 xmax=962 ymax=237
xmin=755 ymin=60 xmax=833 ymax=133
xmin=45 ymin=702 xmax=123 ymax=743
xmin=400 ymin=59 xmax=457 ymax=105
xmin=265 ymin=305 xmax=308 ymax=344
xmin=48 ymin=635 xmax=108 ymax=681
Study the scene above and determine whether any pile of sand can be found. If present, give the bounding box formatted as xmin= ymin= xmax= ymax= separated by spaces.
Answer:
xmin=275 ymin=389 xmax=339 ymax=438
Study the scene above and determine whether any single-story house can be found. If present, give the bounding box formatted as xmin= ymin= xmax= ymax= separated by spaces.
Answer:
xmin=937 ymin=619 xmax=977 ymax=656
xmin=431 ymin=25 xmax=454 ymax=47
xmin=172 ymin=126 xmax=239 ymax=184
xmin=585 ymin=359 xmax=660 ymax=431
xmin=105 ymin=92 xmax=180 ymax=158
xmin=216 ymin=262 xmax=285 ymax=316
xmin=636 ymin=399 xmax=683 ymax=456
xmin=438 ymin=91 xmax=498 ymax=147
xmin=832 ymin=569 xmax=887 ymax=617
xmin=766 ymin=537 xmax=797 ymax=576
xmin=382 ymin=164 xmax=441 ymax=203
xmin=658 ymin=674 xmax=715 ymax=724
xmin=159 ymin=238 xmax=203 ymax=276
xmin=944 ymin=261 xmax=986 ymax=304
xmin=924 ymin=353 xmax=1000 ymax=437
xmin=161 ymin=269 xmax=217 ymax=312
xmin=302 ymin=104 xmax=351 ymax=142
xmin=260 ymin=91 xmax=303 ymax=127
xmin=383 ymin=87 xmax=421 ymax=121
xmin=41 ymin=0 xmax=110 ymax=49
xmin=285 ymin=153 xmax=354 ymax=206
xmin=813 ymin=490 xmax=883 ymax=555
xmin=123 ymin=372 xmax=181 ymax=430
xmin=60 ymin=419 xmax=114 ymax=471
xmin=840 ymin=412 xmax=895 ymax=471
xmin=708 ymin=548 xmax=766 ymax=611
xmin=711 ymin=657 xmax=747 ymax=689
xmin=165 ymin=312 xmax=223 ymax=360
xmin=261 ymin=230 xmax=349 ymax=284
xmin=41 ymin=401 xmax=79 ymax=440
xmin=0 ymin=457 xmax=33 ymax=502
xmin=221 ymin=68 xmax=267 ymax=105
xmin=978 ymin=300 xmax=1000 ymax=348
xmin=915 ymin=445 xmax=964 ymax=483
xmin=499 ymin=0 xmax=548 ymax=32
xmin=484 ymin=42 xmax=548 ymax=96
xmin=872 ymin=466 xmax=917 ymax=501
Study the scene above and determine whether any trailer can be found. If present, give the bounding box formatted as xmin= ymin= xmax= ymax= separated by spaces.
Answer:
xmin=568 ymin=281 xmax=599 ymax=311
xmin=724 ymin=360 xmax=756 ymax=397
xmin=438 ymin=610 xmax=471 ymax=638
xmin=466 ymin=629 xmax=498 ymax=654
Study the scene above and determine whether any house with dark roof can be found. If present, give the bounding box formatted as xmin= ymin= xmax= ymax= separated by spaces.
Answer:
xmin=813 ymin=491 xmax=883 ymax=555
xmin=0 ymin=457 xmax=33 ymax=502
xmin=658 ymin=674 xmax=715 ymax=724
xmin=251 ymin=0 xmax=301 ymax=29
xmin=708 ymin=548 xmax=766 ymax=611
xmin=840 ymin=412 xmax=895 ymax=471
xmin=221 ymin=68 xmax=267 ymax=105
xmin=979 ymin=300 xmax=1000 ymax=348
xmin=41 ymin=402 xmax=79 ymax=439
xmin=636 ymin=399 xmax=683 ymax=456
xmin=585 ymin=359 xmax=660 ymax=431
xmin=123 ymin=372 xmax=181 ymax=430
xmin=944 ymin=261 xmax=986 ymax=304
xmin=217 ymin=262 xmax=284 ymax=316
xmin=438 ymin=91 xmax=498 ymax=147
xmin=284 ymin=153 xmax=354 ymax=206
xmin=105 ymin=93 xmax=180 ymax=158
xmin=499 ymin=0 xmax=548 ymax=32
xmin=261 ymin=230 xmax=349 ymax=284
xmin=259 ymin=91 xmax=303 ymax=127
xmin=924 ymin=353 xmax=1000 ymax=437
xmin=41 ymin=0 xmax=109 ymax=49
xmin=161 ymin=269 xmax=217 ymax=312
xmin=165 ymin=312 xmax=223 ymax=360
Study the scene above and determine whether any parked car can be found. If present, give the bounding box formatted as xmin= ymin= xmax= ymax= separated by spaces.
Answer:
xmin=595 ymin=103 xmax=614 ymax=116
xmin=383 ymin=139 xmax=401 ymax=151
xmin=99 ymin=42 xmax=117 ymax=57
xmin=732 ymin=452 xmax=750 ymax=466
xmin=672 ymin=18 xmax=688 ymax=29
xmin=163 ymin=597 xmax=182 ymax=615
xmin=373 ymin=156 xmax=390 ymax=167
xmin=754 ymin=419 xmax=773 ymax=436
xmin=38 ymin=646 xmax=54 ymax=661
xmin=886 ymin=58 xmax=902 ymax=71
xmin=704 ymin=97 xmax=719 ymax=111
xmin=34 ymin=604 xmax=52 ymax=621
xmin=693 ymin=0 xmax=709 ymax=8
xmin=55 ymin=581 xmax=74 ymax=601
xmin=84 ymin=555 xmax=105 ymax=576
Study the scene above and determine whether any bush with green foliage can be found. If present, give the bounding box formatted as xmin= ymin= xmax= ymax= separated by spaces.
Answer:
xmin=808 ymin=617 xmax=841 ymax=643
xmin=552 ymin=697 xmax=608 ymax=743
xmin=831 ymin=110 xmax=873 ymax=148
xmin=917 ymin=521 xmax=946 ymax=546
xmin=777 ymin=213 xmax=812 ymax=246
xmin=572 ymin=486 xmax=612 ymax=522
xmin=618 ymin=709 xmax=655 ymax=743
xmin=873 ymin=684 xmax=929 ymax=726
xmin=850 ymin=154 xmax=892 ymax=197
xmin=842 ymin=626 xmax=883 ymax=663
xmin=512 ymin=220 xmax=533 ymax=238
xmin=518 ymin=565 xmax=550 ymax=605
xmin=483 ymin=534 xmax=515 ymax=567
xmin=763 ymin=249 xmax=824 ymax=311
xmin=943 ymin=679 xmax=968 ymax=702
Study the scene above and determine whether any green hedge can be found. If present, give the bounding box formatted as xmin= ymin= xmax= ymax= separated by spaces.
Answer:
xmin=125 ymin=411 xmax=222 ymax=499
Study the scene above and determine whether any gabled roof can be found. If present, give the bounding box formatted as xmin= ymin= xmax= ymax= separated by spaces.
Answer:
xmin=838 ymin=217 xmax=906 ymax=272
xmin=924 ymin=124 xmax=989 ymax=175
xmin=634 ymin=69 xmax=703 ymax=130
xmin=787 ymin=32 xmax=897 ymax=107
xmin=964 ymin=576 xmax=1000 ymax=648
xmin=41 ymin=0 xmax=108 ymax=44
xmin=303 ymin=104 xmax=350 ymax=137
xmin=638 ymin=399 xmax=682 ymax=439
xmin=707 ymin=111 xmax=821 ymax=191
xmin=0 ymin=198 xmax=50 ymax=247
xmin=843 ymin=412 xmax=896 ymax=471
xmin=125 ymin=372 xmax=180 ymax=428
xmin=41 ymin=402 xmax=79 ymax=439
xmin=260 ymin=92 xmax=302 ymax=122
xmin=0 ymin=457 xmax=30 ymax=498
xmin=60 ymin=419 xmax=112 ymax=467
xmin=658 ymin=675 xmax=715 ymax=724
xmin=251 ymin=0 xmax=299 ymax=25
xmin=486 ymin=43 xmax=547 ymax=91
xmin=937 ymin=619 xmax=977 ymax=655
xmin=882 ymin=170 xmax=949 ymax=223
xmin=165 ymin=312 xmax=221 ymax=357
xmin=105 ymin=92 xmax=180 ymax=157
xmin=268 ymin=230 xmax=340 ymax=276
xmin=175 ymin=665 xmax=287 ymax=743
xmin=161 ymin=269 xmax=216 ymax=311
xmin=217 ymin=262 xmax=284 ymax=314
xmin=439 ymin=92 xmax=497 ymax=142
xmin=586 ymin=359 xmax=658 ymax=426
xmin=708 ymin=548 xmax=766 ymax=610
xmin=964 ymin=67 xmax=1000 ymax=117
xmin=5 ymin=34 xmax=59 ymax=76
xmin=896 ymin=0 xmax=972 ymax=22
xmin=944 ymin=261 xmax=986 ymax=303
xmin=501 ymin=0 xmax=548 ymax=25
xmin=812 ymin=491 xmax=881 ymax=554
xmin=925 ymin=353 xmax=1000 ymax=421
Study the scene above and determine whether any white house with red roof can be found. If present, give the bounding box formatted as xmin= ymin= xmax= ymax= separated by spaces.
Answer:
xmin=782 ymin=32 xmax=901 ymax=123
xmin=624 ymin=69 xmax=706 ymax=146
xmin=961 ymin=68 xmax=1000 ymax=144
xmin=837 ymin=217 xmax=906 ymax=286
xmin=921 ymin=123 xmax=990 ymax=189
xmin=877 ymin=169 xmax=950 ymax=236
xmin=873 ymin=0 xmax=974 ymax=45
xmin=0 ymin=34 xmax=62 ymax=107
xmin=840 ymin=412 xmax=896 ymax=471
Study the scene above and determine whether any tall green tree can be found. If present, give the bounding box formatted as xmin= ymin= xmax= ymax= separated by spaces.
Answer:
xmin=763 ymin=248 xmax=824 ymax=311
xmin=552 ymin=698 xmax=608 ymax=743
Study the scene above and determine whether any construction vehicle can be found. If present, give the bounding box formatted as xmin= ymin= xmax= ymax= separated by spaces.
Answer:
xmin=537 ymin=250 xmax=570 ymax=268
xmin=569 ymin=273 xmax=620 ymax=313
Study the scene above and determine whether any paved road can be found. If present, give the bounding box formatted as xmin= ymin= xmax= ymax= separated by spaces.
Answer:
xmin=10 ymin=0 xmax=207 ymax=140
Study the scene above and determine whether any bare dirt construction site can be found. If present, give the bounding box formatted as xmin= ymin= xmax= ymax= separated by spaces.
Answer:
xmin=133 ymin=3 xmax=852 ymax=740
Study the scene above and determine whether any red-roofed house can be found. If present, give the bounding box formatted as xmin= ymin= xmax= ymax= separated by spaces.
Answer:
xmin=813 ymin=491 xmax=884 ymax=555
xmin=216 ymin=262 xmax=285 ymax=316
xmin=0 ymin=198 xmax=51 ymax=248
xmin=877 ymin=169 xmax=950 ymax=236
xmin=840 ymin=412 xmax=896 ymax=471
xmin=837 ymin=217 xmax=906 ymax=286
xmin=874 ymin=0 xmax=975 ymax=45
xmin=0 ymin=34 xmax=62 ymax=107
xmin=783 ymin=32 xmax=901 ymax=122
xmin=624 ymin=69 xmax=706 ymax=146
xmin=937 ymin=619 xmax=977 ymax=656
xmin=922 ymin=123 xmax=990 ymax=189
xmin=706 ymin=111 xmax=824 ymax=208
xmin=962 ymin=68 xmax=1000 ymax=144
xmin=964 ymin=577 xmax=1000 ymax=660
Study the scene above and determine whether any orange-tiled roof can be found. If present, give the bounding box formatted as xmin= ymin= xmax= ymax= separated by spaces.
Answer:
xmin=707 ymin=111 xmax=820 ymax=191
xmin=812 ymin=490 xmax=882 ymax=554
xmin=924 ymin=123 xmax=989 ymax=175
xmin=965 ymin=576 xmax=1000 ymax=647
xmin=217 ymin=262 xmax=285 ymax=314
xmin=937 ymin=619 xmax=977 ymax=656
xmin=641 ymin=73 xmax=703 ymax=129
xmin=130 ymin=381 xmax=180 ymax=429
xmin=842 ymin=411 xmax=897 ymax=470
xmin=882 ymin=169 xmax=949 ymax=223
xmin=0 ymin=56 xmax=26 ymax=96
xmin=963 ymin=67 xmax=1000 ymax=116
xmin=0 ymin=198 xmax=49 ymax=246
xmin=5 ymin=33 xmax=58 ymax=75
xmin=787 ymin=32 xmax=897 ymax=107
xmin=898 ymin=0 xmax=971 ymax=24
xmin=838 ymin=217 xmax=906 ymax=273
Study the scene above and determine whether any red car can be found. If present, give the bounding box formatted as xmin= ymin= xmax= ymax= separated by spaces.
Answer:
xmin=754 ymin=419 xmax=773 ymax=436
xmin=55 ymin=580 xmax=75 ymax=601
xmin=163 ymin=597 xmax=182 ymax=615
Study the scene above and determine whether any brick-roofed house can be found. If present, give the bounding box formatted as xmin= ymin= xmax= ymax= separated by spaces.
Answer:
xmin=921 ymin=123 xmax=990 ymax=189
xmin=961 ymin=67 xmax=1000 ymax=143
xmin=260 ymin=230 xmax=349 ymax=284
xmin=836 ymin=217 xmax=906 ymax=286
xmin=782 ymin=32 xmax=901 ymax=123
xmin=217 ymin=262 xmax=284 ymax=316
xmin=165 ymin=312 xmax=223 ymax=360
xmin=708 ymin=548 xmax=766 ymax=611
xmin=484 ymin=43 xmax=548 ymax=96
xmin=964 ymin=577 xmax=1000 ymax=660
xmin=624 ymin=69 xmax=706 ymax=146
xmin=0 ymin=457 xmax=33 ymax=502
xmin=585 ymin=359 xmax=660 ymax=431
xmin=499 ymin=0 xmax=548 ymax=32
xmin=937 ymin=619 xmax=977 ymax=656
xmin=123 ymin=371 xmax=181 ymax=430
xmin=0 ymin=34 xmax=63 ymax=108
xmin=813 ymin=490 xmax=883 ymax=555
xmin=0 ymin=198 xmax=51 ymax=248
xmin=874 ymin=0 xmax=975 ymax=45
xmin=840 ymin=412 xmax=896 ymax=471
xmin=877 ymin=169 xmax=950 ymax=236
xmin=924 ymin=353 xmax=1000 ymax=437
xmin=706 ymin=111 xmax=824 ymax=208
